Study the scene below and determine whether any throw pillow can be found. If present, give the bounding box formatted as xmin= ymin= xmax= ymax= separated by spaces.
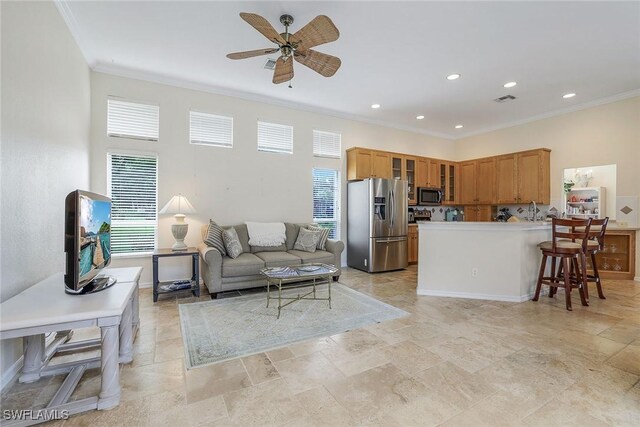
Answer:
xmin=222 ymin=227 xmax=243 ymax=259
xmin=293 ymin=228 xmax=321 ymax=253
xmin=307 ymin=225 xmax=330 ymax=250
xmin=204 ymin=220 xmax=226 ymax=256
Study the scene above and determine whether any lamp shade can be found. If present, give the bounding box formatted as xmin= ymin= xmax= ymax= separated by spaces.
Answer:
xmin=159 ymin=194 xmax=197 ymax=215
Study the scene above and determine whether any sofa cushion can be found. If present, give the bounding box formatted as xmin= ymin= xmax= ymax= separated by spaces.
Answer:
xmin=222 ymin=253 xmax=265 ymax=277
xmin=287 ymin=250 xmax=335 ymax=265
xmin=250 ymin=243 xmax=287 ymax=253
xmin=285 ymin=223 xmax=301 ymax=250
xmin=222 ymin=227 xmax=243 ymax=259
xmin=254 ymin=251 xmax=302 ymax=267
xmin=204 ymin=220 xmax=227 ymax=256
xmin=294 ymin=227 xmax=321 ymax=252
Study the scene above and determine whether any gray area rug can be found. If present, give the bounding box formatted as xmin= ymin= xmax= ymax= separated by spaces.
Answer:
xmin=179 ymin=283 xmax=408 ymax=369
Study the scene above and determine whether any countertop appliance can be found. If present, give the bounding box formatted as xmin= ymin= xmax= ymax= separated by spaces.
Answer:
xmin=410 ymin=207 xmax=432 ymax=223
xmin=445 ymin=208 xmax=464 ymax=222
xmin=417 ymin=187 xmax=443 ymax=206
xmin=347 ymin=178 xmax=408 ymax=273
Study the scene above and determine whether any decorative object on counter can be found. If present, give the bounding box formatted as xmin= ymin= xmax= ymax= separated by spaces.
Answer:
xmin=495 ymin=208 xmax=513 ymax=222
xmin=159 ymin=193 xmax=198 ymax=251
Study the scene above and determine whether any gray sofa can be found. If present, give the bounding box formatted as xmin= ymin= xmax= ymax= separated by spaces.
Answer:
xmin=197 ymin=223 xmax=345 ymax=298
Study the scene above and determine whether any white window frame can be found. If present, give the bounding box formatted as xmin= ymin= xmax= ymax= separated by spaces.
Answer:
xmin=189 ymin=110 xmax=233 ymax=148
xmin=107 ymin=150 xmax=159 ymax=257
xmin=312 ymin=168 xmax=341 ymax=240
xmin=257 ymin=121 xmax=294 ymax=154
xmin=313 ymin=130 xmax=342 ymax=159
xmin=107 ymin=97 xmax=159 ymax=142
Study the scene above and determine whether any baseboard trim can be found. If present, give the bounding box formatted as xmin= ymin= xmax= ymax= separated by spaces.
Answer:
xmin=634 ymin=276 xmax=640 ymax=282
xmin=417 ymin=289 xmax=534 ymax=303
xmin=1 ymin=355 xmax=23 ymax=394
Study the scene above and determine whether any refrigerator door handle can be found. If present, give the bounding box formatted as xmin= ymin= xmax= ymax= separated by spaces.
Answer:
xmin=389 ymin=187 xmax=394 ymax=229
xmin=376 ymin=237 xmax=407 ymax=243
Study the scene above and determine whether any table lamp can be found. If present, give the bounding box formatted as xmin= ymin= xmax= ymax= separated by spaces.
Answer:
xmin=159 ymin=194 xmax=197 ymax=251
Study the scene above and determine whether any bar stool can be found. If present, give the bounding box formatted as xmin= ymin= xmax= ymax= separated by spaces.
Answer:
xmin=532 ymin=218 xmax=592 ymax=311
xmin=551 ymin=217 xmax=609 ymax=301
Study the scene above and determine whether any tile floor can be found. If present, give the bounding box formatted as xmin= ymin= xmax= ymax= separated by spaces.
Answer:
xmin=2 ymin=266 xmax=640 ymax=426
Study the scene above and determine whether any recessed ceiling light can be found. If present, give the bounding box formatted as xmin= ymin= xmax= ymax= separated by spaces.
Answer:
xmin=446 ymin=74 xmax=461 ymax=80
xmin=371 ymin=104 xmax=381 ymax=109
xmin=563 ymin=93 xmax=576 ymax=99
xmin=455 ymin=125 xmax=464 ymax=129
xmin=416 ymin=115 xmax=425 ymax=120
xmin=503 ymin=81 xmax=517 ymax=88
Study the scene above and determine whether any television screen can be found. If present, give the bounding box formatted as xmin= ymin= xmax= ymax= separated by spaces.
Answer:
xmin=65 ymin=190 xmax=115 ymax=294
xmin=78 ymin=195 xmax=111 ymax=277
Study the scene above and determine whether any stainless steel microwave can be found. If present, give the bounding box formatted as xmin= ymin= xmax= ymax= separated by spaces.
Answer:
xmin=417 ymin=187 xmax=443 ymax=206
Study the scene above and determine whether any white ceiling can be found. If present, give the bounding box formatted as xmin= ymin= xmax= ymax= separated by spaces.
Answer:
xmin=58 ymin=1 xmax=640 ymax=139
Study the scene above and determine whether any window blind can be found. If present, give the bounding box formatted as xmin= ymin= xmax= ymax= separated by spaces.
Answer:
xmin=257 ymin=121 xmax=293 ymax=154
xmin=107 ymin=99 xmax=159 ymax=141
xmin=108 ymin=152 xmax=158 ymax=255
xmin=313 ymin=130 xmax=341 ymax=158
xmin=190 ymin=111 xmax=233 ymax=148
xmin=312 ymin=168 xmax=340 ymax=239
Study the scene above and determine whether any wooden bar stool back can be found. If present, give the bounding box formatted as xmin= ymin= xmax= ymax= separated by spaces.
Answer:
xmin=584 ymin=217 xmax=609 ymax=300
xmin=532 ymin=218 xmax=592 ymax=311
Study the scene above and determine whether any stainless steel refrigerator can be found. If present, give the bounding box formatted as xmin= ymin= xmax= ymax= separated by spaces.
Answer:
xmin=347 ymin=178 xmax=408 ymax=273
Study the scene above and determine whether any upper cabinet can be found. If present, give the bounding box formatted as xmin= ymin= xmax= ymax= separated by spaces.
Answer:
xmin=495 ymin=154 xmax=518 ymax=204
xmin=517 ymin=149 xmax=550 ymax=204
xmin=347 ymin=147 xmax=550 ymax=206
xmin=347 ymin=148 xmax=391 ymax=180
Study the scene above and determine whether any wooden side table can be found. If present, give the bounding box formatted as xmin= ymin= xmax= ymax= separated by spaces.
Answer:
xmin=152 ymin=248 xmax=200 ymax=302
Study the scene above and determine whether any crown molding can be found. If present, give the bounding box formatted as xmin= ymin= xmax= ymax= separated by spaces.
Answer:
xmin=54 ymin=0 xmax=96 ymax=68
xmin=455 ymin=89 xmax=640 ymax=139
xmin=91 ymin=62 xmax=456 ymax=140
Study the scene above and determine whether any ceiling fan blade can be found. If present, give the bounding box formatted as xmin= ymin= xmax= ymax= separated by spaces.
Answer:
xmin=273 ymin=57 xmax=294 ymax=84
xmin=227 ymin=48 xmax=279 ymax=60
xmin=239 ymin=13 xmax=285 ymax=45
xmin=290 ymin=15 xmax=339 ymax=50
xmin=294 ymin=49 xmax=341 ymax=77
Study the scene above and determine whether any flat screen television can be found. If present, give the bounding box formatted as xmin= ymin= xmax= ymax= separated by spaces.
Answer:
xmin=64 ymin=190 xmax=117 ymax=294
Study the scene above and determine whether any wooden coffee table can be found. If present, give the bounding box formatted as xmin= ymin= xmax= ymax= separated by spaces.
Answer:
xmin=260 ymin=263 xmax=338 ymax=319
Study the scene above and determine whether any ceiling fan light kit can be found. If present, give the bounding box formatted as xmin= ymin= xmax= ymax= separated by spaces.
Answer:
xmin=227 ymin=12 xmax=341 ymax=85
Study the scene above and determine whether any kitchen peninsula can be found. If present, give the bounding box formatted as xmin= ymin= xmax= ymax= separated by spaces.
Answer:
xmin=417 ymin=221 xmax=552 ymax=302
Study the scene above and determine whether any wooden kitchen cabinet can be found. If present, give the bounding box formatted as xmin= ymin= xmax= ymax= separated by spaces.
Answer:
xmin=346 ymin=148 xmax=391 ymax=180
xmin=405 ymin=156 xmax=417 ymax=205
xmin=459 ymin=161 xmax=477 ymax=204
xmin=372 ymin=151 xmax=391 ymax=179
xmin=586 ymin=230 xmax=636 ymax=280
xmin=496 ymin=154 xmax=518 ymax=204
xmin=477 ymin=158 xmax=496 ymax=204
xmin=427 ymin=159 xmax=440 ymax=188
xmin=442 ymin=162 xmax=458 ymax=205
xmin=408 ymin=226 xmax=419 ymax=264
xmin=516 ymin=149 xmax=550 ymax=204
xmin=416 ymin=158 xmax=429 ymax=188
xmin=464 ymin=205 xmax=494 ymax=222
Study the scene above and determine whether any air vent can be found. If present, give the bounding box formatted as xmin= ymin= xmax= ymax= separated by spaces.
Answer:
xmin=264 ymin=58 xmax=277 ymax=70
xmin=494 ymin=95 xmax=517 ymax=103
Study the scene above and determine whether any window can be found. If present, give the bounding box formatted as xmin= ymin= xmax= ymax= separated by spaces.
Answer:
xmin=313 ymin=130 xmax=341 ymax=158
xmin=190 ymin=111 xmax=233 ymax=148
xmin=107 ymin=98 xmax=159 ymax=141
xmin=108 ymin=152 xmax=158 ymax=255
xmin=257 ymin=121 xmax=293 ymax=154
xmin=313 ymin=168 xmax=340 ymax=239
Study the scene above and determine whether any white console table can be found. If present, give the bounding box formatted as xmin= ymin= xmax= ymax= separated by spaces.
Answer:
xmin=0 ymin=267 xmax=141 ymax=425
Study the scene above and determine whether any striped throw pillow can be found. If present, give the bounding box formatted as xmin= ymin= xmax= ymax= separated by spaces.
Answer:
xmin=308 ymin=225 xmax=330 ymax=250
xmin=204 ymin=220 xmax=227 ymax=256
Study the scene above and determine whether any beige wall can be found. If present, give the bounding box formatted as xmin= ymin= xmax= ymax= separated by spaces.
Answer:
xmin=0 ymin=1 xmax=91 ymax=384
xmin=89 ymin=72 xmax=455 ymax=285
xmin=456 ymin=96 xmax=640 ymax=279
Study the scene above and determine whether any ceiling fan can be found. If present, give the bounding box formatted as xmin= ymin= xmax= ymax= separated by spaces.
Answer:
xmin=227 ymin=12 xmax=341 ymax=85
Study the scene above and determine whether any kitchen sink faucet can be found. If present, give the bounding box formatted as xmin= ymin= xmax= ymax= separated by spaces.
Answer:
xmin=528 ymin=200 xmax=537 ymax=222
